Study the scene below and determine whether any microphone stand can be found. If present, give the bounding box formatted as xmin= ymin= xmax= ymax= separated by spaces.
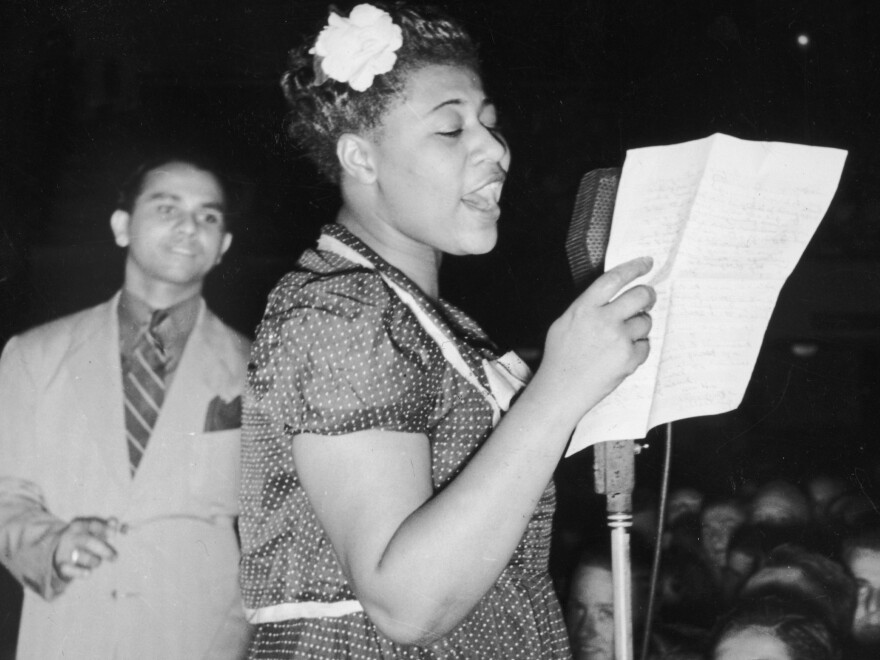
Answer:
xmin=594 ymin=440 xmax=636 ymax=660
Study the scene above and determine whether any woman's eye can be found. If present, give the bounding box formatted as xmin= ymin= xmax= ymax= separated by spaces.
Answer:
xmin=485 ymin=120 xmax=505 ymax=137
xmin=438 ymin=129 xmax=463 ymax=138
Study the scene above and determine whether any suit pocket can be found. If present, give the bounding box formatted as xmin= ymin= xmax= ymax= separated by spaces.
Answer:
xmin=188 ymin=429 xmax=241 ymax=512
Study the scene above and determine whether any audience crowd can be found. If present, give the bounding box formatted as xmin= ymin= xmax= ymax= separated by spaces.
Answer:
xmin=557 ymin=466 xmax=880 ymax=659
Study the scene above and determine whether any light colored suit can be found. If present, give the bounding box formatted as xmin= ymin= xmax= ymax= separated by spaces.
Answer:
xmin=0 ymin=293 xmax=252 ymax=659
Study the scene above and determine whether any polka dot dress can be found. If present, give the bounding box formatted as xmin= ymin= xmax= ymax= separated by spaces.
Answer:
xmin=240 ymin=224 xmax=571 ymax=659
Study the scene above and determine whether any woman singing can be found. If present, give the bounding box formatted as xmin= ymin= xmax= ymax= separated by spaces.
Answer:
xmin=240 ymin=3 xmax=655 ymax=658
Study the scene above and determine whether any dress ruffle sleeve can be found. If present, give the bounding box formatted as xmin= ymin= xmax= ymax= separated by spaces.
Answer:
xmin=247 ymin=269 xmax=442 ymax=439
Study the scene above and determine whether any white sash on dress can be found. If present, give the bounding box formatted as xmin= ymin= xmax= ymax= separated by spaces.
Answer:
xmin=318 ymin=234 xmax=531 ymax=426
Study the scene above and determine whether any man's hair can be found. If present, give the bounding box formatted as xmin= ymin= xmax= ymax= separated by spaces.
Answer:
xmin=711 ymin=595 xmax=841 ymax=660
xmin=115 ymin=153 xmax=233 ymax=229
xmin=741 ymin=543 xmax=857 ymax=635
xmin=281 ymin=2 xmax=482 ymax=184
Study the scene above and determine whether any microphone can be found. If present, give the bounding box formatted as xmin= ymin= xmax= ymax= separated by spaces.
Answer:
xmin=564 ymin=167 xmax=621 ymax=290
xmin=563 ymin=165 xmax=634 ymax=508
xmin=564 ymin=166 xmax=637 ymax=660
xmin=564 ymin=166 xmax=635 ymax=507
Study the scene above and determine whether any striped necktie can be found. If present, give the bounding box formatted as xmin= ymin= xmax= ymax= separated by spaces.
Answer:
xmin=124 ymin=310 xmax=168 ymax=476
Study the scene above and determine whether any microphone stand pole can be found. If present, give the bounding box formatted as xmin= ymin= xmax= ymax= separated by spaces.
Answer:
xmin=594 ymin=440 xmax=636 ymax=660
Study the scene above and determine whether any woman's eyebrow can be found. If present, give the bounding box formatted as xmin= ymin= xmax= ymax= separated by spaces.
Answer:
xmin=428 ymin=98 xmax=465 ymax=114
xmin=427 ymin=96 xmax=493 ymax=114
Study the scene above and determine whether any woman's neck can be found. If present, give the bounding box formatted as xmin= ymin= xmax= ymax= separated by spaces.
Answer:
xmin=338 ymin=207 xmax=442 ymax=300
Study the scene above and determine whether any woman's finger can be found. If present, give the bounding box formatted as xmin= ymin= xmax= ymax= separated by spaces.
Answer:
xmin=607 ymin=284 xmax=656 ymax=321
xmin=625 ymin=311 xmax=653 ymax=341
xmin=580 ymin=257 xmax=653 ymax=305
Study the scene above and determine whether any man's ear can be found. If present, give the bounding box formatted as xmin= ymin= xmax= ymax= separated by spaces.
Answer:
xmin=110 ymin=210 xmax=131 ymax=248
xmin=216 ymin=232 xmax=233 ymax=264
xmin=337 ymin=133 xmax=377 ymax=184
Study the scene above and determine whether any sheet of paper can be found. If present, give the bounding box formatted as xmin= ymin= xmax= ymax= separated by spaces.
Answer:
xmin=567 ymin=133 xmax=847 ymax=456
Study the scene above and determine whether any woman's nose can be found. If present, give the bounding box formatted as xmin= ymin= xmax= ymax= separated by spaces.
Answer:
xmin=475 ymin=124 xmax=510 ymax=167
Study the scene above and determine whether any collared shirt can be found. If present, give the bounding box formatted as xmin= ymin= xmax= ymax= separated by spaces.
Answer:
xmin=118 ymin=289 xmax=201 ymax=388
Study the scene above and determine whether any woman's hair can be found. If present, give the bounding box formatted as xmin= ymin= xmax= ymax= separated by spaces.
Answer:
xmin=281 ymin=2 xmax=482 ymax=183
xmin=710 ymin=595 xmax=841 ymax=660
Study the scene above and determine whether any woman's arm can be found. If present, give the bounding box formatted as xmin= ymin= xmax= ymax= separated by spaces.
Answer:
xmin=293 ymin=256 xmax=655 ymax=644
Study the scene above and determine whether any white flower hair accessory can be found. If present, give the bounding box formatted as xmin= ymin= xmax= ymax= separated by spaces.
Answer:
xmin=310 ymin=4 xmax=404 ymax=92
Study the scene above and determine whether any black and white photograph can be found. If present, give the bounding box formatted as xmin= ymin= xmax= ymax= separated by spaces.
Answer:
xmin=2 ymin=1 xmax=879 ymax=659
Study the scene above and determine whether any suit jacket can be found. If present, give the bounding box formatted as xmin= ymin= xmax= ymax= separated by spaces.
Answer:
xmin=0 ymin=293 xmax=253 ymax=659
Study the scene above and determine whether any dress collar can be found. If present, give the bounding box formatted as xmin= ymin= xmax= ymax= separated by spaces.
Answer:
xmin=319 ymin=223 xmax=499 ymax=355
xmin=321 ymin=223 xmax=439 ymax=310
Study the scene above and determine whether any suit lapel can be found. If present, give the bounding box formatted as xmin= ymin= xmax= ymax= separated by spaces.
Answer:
xmin=130 ymin=303 xmax=236 ymax=494
xmin=68 ymin=294 xmax=132 ymax=493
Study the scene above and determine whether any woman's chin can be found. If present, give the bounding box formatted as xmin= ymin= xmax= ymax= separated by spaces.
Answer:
xmin=456 ymin=225 xmax=499 ymax=256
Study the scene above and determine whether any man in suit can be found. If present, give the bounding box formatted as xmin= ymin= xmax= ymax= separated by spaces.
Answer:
xmin=0 ymin=156 xmax=252 ymax=658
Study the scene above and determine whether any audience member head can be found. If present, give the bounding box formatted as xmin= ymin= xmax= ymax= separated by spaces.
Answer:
xmin=723 ymin=524 xmax=764 ymax=601
xmin=667 ymin=487 xmax=704 ymax=526
xmin=281 ymin=2 xmax=482 ymax=185
xmin=663 ymin=508 xmax=701 ymax=553
xmin=658 ymin=535 xmax=722 ymax=630
xmin=710 ymin=596 xmax=841 ymax=660
xmin=827 ymin=490 xmax=879 ymax=529
xmin=806 ymin=474 xmax=849 ymax=523
xmin=564 ymin=538 xmax=652 ymax=660
xmin=841 ymin=526 xmax=880 ymax=645
xmin=739 ymin=543 xmax=856 ymax=637
xmin=700 ymin=497 xmax=747 ymax=574
xmin=749 ymin=479 xmax=811 ymax=527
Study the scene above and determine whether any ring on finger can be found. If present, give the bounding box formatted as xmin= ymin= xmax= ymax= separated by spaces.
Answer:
xmin=71 ymin=548 xmax=80 ymax=565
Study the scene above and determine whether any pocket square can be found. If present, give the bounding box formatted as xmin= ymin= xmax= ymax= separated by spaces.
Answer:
xmin=203 ymin=395 xmax=242 ymax=432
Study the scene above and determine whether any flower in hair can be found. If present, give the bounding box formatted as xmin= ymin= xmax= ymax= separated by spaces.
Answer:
xmin=310 ymin=4 xmax=403 ymax=92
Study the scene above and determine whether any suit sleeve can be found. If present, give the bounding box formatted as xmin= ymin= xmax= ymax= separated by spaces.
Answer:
xmin=0 ymin=337 xmax=69 ymax=600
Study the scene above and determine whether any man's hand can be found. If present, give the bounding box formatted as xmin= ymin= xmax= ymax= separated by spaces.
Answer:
xmin=52 ymin=517 xmax=118 ymax=581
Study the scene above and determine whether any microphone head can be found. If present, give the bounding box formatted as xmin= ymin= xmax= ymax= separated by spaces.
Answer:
xmin=565 ymin=167 xmax=621 ymax=290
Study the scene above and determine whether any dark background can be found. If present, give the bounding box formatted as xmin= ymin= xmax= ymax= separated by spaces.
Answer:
xmin=2 ymin=0 xmax=879 ymax=650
